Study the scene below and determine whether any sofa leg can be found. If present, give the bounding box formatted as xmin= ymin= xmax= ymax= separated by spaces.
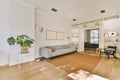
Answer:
xmin=39 ymin=57 xmax=43 ymax=61
xmin=108 ymin=54 xmax=110 ymax=60
xmin=39 ymin=57 xmax=46 ymax=61
xmin=50 ymin=57 xmax=53 ymax=60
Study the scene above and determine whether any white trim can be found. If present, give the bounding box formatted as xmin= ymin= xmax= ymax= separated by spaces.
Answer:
xmin=73 ymin=14 xmax=120 ymax=27
xmin=16 ymin=0 xmax=35 ymax=8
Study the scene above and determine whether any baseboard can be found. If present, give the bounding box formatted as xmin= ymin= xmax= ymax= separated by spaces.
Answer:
xmin=0 ymin=64 xmax=9 ymax=67
xmin=77 ymin=49 xmax=84 ymax=52
xmin=35 ymin=57 xmax=40 ymax=60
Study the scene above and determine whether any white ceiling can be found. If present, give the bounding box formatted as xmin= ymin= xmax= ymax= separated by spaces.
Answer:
xmin=21 ymin=0 xmax=120 ymax=24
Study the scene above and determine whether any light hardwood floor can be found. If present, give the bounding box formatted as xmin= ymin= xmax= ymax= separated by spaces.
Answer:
xmin=92 ymin=57 xmax=120 ymax=80
xmin=0 ymin=51 xmax=120 ymax=80
xmin=85 ymin=50 xmax=120 ymax=80
xmin=0 ymin=61 xmax=71 ymax=80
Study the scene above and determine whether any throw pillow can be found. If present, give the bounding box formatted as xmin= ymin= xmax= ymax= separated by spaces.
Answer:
xmin=47 ymin=47 xmax=55 ymax=52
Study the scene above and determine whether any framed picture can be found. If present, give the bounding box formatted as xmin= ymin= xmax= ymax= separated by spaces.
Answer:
xmin=57 ymin=32 xmax=64 ymax=40
xmin=46 ymin=30 xmax=57 ymax=40
xmin=46 ymin=30 xmax=64 ymax=40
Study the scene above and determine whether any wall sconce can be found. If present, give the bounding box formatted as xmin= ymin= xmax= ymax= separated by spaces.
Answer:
xmin=40 ymin=27 xmax=43 ymax=32
xmin=38 ymin=27 xmax=44 ymax=32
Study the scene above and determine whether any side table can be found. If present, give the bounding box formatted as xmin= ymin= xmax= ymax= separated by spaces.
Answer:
xmin=18 ymin=52 xmax=33 ymax=68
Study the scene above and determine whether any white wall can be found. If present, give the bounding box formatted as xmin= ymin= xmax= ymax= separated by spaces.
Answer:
xmin=0 ymin=0 xmax=35 ymax=66
xmin=0 ymin=0 xmax=71 ymax=65
xmin=0 ymin=0 xmax=10 ymax=66
xmin=78 ymin=27 xmax=84 ymax=52
xmin=84 ymin=30 xmax=90 ymax=42
xmin=35 ymin=10 xmax=71 ymax=58
xmin=84 ymin=30 xmax=87 ymax=42
xmin=8 ymin=0 xmax=35 ymax=65
xmin=76 ymin=17 xmax=120 ymax=52
xmin=98 ymin=18 xmax=120 ymax=49
xmin=103 ymin=19 xmax=120 ymax=30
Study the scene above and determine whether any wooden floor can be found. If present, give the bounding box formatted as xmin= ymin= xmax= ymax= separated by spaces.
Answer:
xmin=0 ymin=50 xmax=120 ymax=80
xmin=85 ymin=50 xmax=120 ymax=80
xmin=48 ymin=52 xmax=101 ymax=73
xmin=92 ymin=57 xmax=120 ymax=80
xmin=0 ymin=61 xmax=71 ymax=80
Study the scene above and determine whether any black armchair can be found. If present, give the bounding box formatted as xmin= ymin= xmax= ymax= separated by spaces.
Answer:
xmin=100 ymin=46 xmax=118 ymax=60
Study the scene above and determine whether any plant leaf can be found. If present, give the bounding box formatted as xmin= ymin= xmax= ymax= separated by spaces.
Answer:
xmin=7 ymin=37 xmax=15 ymax=46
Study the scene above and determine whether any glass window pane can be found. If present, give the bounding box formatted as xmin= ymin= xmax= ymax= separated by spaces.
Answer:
xmin=90 ymin=29 xmax=99 ymax=44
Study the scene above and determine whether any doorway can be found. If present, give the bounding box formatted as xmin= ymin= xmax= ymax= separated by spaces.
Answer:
xmin=84 ymin=28 xmax=99 ymax=51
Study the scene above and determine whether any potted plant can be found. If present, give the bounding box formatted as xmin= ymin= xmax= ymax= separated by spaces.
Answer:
xmin=7 ymin=34 xmax=34 ymax=53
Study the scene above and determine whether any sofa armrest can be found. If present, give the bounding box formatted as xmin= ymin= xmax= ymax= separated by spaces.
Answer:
xmin=40 ymin=47 xmax=53 ymax=58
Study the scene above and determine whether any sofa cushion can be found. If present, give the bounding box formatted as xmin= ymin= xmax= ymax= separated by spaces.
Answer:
xmin=47 ymin=45 xmax=67 ymax=50
xmin=40 ymin=44 xmax=77 ymax=58
xmin=54 ymin=45 xmax=64 ymax=50
xmin=64 ymin=45 xmax=70 ymax=49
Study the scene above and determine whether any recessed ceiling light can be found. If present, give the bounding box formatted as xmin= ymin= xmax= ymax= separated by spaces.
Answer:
xmin=51 ymin=8 xmax=58 ymax=12
xmin=73 ymin=19 xmax=77 ymax=21
xmin=100 ymin=10 xmax=105 ymax=13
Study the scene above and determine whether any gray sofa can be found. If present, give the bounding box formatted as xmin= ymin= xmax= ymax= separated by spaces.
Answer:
xmin=40 ymin=44 xmax=77 ymax=58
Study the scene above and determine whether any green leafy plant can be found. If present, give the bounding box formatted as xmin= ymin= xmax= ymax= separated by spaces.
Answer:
xmin=7 ymin=37 xmax=16 ymax=45
xmin=7 ymin=34 xmax=34 ymax=47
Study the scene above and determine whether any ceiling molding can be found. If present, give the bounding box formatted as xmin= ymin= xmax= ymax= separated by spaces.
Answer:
xmin=104 ymin=15 xmax=119 ymax=20
xmin=72 ymin=14 xmax=120 ymax=27
xmin=16 ymin=0 xmax=35 ymax=8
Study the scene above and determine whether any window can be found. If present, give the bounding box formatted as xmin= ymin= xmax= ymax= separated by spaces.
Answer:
xmin=90 ymin=29 xmax=99 ymax=44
